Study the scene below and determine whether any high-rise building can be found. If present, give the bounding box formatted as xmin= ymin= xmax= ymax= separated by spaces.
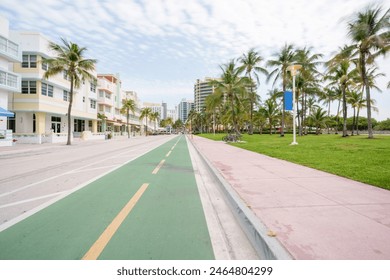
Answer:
xmin=194 ymin=77 xmax=216 ymax=113
xmin=177 ymin=98 xmax=194 ymax=123
xmin=162 ymin=102 xmax=167 ymax=119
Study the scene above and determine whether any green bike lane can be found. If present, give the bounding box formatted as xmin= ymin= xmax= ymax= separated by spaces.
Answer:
xmin=0 ymin=136 xmax=214 ymax=260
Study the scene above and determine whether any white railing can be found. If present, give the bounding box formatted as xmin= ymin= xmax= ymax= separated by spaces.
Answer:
xmin=0 ymin=69 xmax=21 ymax=92
xmin=0 ymin=35 xmax=21 ymax=62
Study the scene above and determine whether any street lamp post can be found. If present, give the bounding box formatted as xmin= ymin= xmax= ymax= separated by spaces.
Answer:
xmin=287 ymin=64 xmax=302 ymax=145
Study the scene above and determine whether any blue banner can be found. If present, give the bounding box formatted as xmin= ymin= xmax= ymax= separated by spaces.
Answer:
xmin=284 ymin=91 xmax=293 ymax=111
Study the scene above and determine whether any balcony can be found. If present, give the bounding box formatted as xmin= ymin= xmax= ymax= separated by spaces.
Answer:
xmin=0 ymin=35 xmax=22 ymax=62
xmin=0 ymin=69 xmax=21 ymax=92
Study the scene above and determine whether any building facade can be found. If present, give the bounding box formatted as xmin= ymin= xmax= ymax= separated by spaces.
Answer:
xmin=0 ymin=16 xmax=21 ymax=146
xmin=177 ymin=98 xmax=194 ymax=123
xmin=194 ymin=77 xmax=216 ymax=113
xmin=8 ymin=31 xmax=98 ymax=144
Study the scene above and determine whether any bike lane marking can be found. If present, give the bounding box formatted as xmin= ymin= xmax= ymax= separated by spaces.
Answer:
xmin=82 ymin=183 xmax=149 ymax=260
xmin=97 ymin=136 xmax=215 ymax=260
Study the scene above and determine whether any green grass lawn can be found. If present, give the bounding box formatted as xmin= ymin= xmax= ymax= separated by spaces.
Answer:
xmin=198 ymin=133 xmax=390 ymax=190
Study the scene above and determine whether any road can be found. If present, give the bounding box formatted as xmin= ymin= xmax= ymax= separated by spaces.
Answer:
xmin=0 ymin=135 xmax=257 ymax=260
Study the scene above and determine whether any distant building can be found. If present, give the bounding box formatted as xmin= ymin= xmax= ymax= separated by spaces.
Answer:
xmin=162 ymin=102 xmax=167 ymax=119
xmin=0 ymin=16 xmax=21 ymax=146
xmin=177 ymin=98 xmax=194 ymax=123
xmin=194 ymin=77 xmax=216 ymax=113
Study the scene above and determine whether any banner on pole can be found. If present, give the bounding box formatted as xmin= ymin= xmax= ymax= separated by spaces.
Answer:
xmin=284 ymin=91 xmax=293 ymax=111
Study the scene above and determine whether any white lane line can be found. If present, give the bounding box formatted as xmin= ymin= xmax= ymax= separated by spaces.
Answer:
xmin=0 ymin=191 xmax=68 ymax=209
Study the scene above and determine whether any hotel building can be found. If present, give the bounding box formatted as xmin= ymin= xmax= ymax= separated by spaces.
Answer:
xmin=0 ymin=16 xmax=21 ymax=146
xmin=194 ymin=77 xmax=216 ymax=113
xmin=8 ymin=31 xmax=98 ymax=143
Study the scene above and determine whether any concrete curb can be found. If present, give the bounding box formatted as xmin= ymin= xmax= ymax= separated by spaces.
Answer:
xmin=188 ymin=136 xmax=293 ymax=260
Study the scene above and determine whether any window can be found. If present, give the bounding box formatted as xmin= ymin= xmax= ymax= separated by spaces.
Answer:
xmin=41 ymin=60 xmax=48 ymax=71
xmin=90 ymin=82 xmax=96 ymax=93
xmin=41 ymin=82 xmax=53 ymax=97
xmin=21 ymin=81 xmax=37 ymax=94
xmin=105 ymin=92 xmax=111 ymax=99
xmin=63 ymin=70 xmax=71 ymax=81
xmin=63 ymin=90 xmax=70 ymax=102
xmin=90 ymin=99 xmax=96 ymax=109
xmin=83 ymin=97 xmax=85 ymax=102
xmin=22 ymin=54 xmax=37 ymax=68
xmin=99 ymin=90 xmax=104 ymax=98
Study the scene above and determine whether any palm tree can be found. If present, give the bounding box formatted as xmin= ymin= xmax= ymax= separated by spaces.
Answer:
xmin=97 ymin=113 xmax=107 ymax=133
xmin=44 ymin=38 xmax=96 ymax=145
xmin=347 ymin=5 xmax=390 ymax=138
xmin=326 ymin=46 xmax=359 ymax=137
xmin=260 ymin=98 xmax=280 ymax=134
xmin=150 ymin=112 xmax=160 ymax=133
xmin=212 ymin=60 xmax=249 ymax=135
xmin=308 ymin=107 xmax=328 ymax=135
xmin=240 ymin=48 xmax=268 ymax=134
xmin=205 ymin=91 xmax=223 ymax=135
xmin=139 ymin=107 xmax=152 ymax=136
xmin=267 ymin=43 xmax=296 ymax=136
xmin=121 ymin=99 xmax=136 ymax=138
xmin=295 ymin=46 xmax=323 ymax=135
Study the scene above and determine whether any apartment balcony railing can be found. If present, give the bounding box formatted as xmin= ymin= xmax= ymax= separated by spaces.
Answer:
xmin=0 ymin=68 xmax=21 ymax=92
xmin=0 ymin=35 xmax=22 ymax=62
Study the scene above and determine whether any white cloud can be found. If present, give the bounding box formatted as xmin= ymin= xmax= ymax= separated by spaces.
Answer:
xmin=0 ymin=0 xmax=389 ymax=117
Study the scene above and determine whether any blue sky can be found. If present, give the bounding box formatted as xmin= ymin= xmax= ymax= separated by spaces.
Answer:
xmin=1 ymin=0 xmax=389 ymax=119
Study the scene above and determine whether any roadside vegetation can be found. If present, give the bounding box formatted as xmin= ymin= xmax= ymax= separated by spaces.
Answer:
xmin=198 ymin=133 xmax=390 ymax=190
xmin=186 ymin=4 xmax=390 ymax=140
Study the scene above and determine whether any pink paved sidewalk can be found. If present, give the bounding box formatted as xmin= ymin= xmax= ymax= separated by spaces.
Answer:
xmin=191 ymin=136 xmax=390 ymax=260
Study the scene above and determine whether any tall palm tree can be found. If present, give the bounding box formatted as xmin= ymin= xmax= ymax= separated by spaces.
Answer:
xmin=347 ymin=5 xmax=390 ymax=138
xmin=150 ymin=112 xmax=160 ymax=133
xmin=326 ymin=46 xmax=359 ymax=137
xmin=267 ymin=43 xmax=296 ymax=136
xmin=205 ymin=91 xmax=223 ymax=135
xmin=44 ymin=38 xmax=96 ymax=145
xmin=212 ymin=60 xmax=249 ymax=135
xmin=240 ymin=48 xmax=268 ymax=134
xmin=140 ymin=107 xmax=152 ymax=136
xmin=121 ymin=99 xmax=136 ymax=138
xmin=295 ymin=46 xmax=323 ymax=135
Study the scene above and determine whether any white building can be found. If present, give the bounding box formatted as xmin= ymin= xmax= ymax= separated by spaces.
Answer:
xmin=9 ymin=30 xmax=99 ymax=143
xmin=0 ymin=16 xmax=21 ymax=146
xmin=178 ymin=98 xmax=194 ymax=123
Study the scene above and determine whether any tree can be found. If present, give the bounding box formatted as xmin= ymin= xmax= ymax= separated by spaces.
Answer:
xmin=267 ymin=43 xmax=296 ymax=136
xmin=205 ymin=91 xmax=223 ymax=134
xmin=150 ymin=112 xmax=160 ymax=132
xmin=308 ymin=107 xmax=328 ymax=135
xmin=347 ymin=5 xmax=390 ymax=138
xmin=97 ymin=113 xmax=107 ymax=133
xmin=260 ymin=98 xmax=280 ymax=134
xmin=212 ymin=60 xmax=249 ymax=135
xmin=326 ymin=46 xmax=359 ymax=137
xmin=140 ymin=107 xmax=152 ymax=136
xmin=44 ymin=38 xmax=96 ymax=145
xmin=121 ymin=99 xmax=136 ymax=138
xmin=239 ymin=48 xmax=268 ymax=134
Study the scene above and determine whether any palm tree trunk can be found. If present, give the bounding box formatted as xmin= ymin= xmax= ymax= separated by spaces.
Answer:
xmin=67 ymin=78 xmax=74 ymax=145
xmin=127 ymin=110 xmax=130 ymax=138
xmin=342 ymin=85 xmax=348 ymax=137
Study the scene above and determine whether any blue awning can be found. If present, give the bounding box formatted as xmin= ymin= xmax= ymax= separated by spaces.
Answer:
xmin=0 ymin=107 xmax=14 ymax=117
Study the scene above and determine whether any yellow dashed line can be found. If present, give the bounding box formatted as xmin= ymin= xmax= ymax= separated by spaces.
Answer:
xmin=152 ymin=159 xmax=165 ymax=174
xmin=82 ymin=183 xmax=149 ymax=260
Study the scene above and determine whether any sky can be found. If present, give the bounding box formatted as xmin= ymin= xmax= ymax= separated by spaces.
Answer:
xmin=1 ymin=0 xmax=389 ymax=120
